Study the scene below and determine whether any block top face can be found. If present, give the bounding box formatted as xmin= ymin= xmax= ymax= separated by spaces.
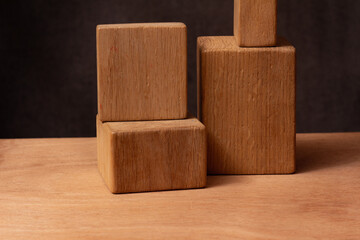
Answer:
xmin=97 ymin=22 xmax=186 ymax=30
xmin=104 ymin=117 xmax=205 ymax=134
xmin=198 ymin=36 xmax=294 ymax=53
xmin=97 ymin=22 xmax=187 ymax=121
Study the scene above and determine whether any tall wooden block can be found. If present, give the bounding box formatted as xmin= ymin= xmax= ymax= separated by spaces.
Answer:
xmin=96 ymin=116 xmax=207 ymax=193
xmin=97 ymin=23 xmax=187 ymax=121
xmin=197 ymin=36 xmax=295 ymax=174
xmin=234 ymin=0 xmax=277 ymax=47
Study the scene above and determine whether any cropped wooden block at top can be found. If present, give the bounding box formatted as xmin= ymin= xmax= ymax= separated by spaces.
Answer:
xmin=234 ymin=0 xmax=277 ymax=46
xmin=96 ymin=116 xmax=207 ymax=193
xmin=97 ymin=23 xmax=187 ymax=121
xmin=197 ymin=36 xmax=295 ymax=174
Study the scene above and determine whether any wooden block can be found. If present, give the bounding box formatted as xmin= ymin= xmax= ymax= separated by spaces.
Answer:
xmin=197 ymin=36 xmax=295 ymax=174
xmin=234 ymin=0 xmax=277 ymax=47
xmin=97 ymin=23 xmax=187 ymax=121
xmin=96 ymin=116 xmax=207 ymax=193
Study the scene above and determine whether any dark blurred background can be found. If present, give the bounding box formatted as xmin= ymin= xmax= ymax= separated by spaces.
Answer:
xmin=1 ymin=0 xmax=359 ymax=138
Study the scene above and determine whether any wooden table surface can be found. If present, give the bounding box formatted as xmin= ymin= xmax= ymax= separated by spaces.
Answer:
xmin=1 ymin=133 xmax=359 ymax=239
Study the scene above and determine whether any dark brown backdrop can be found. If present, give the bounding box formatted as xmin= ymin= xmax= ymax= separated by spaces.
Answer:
xmin=1 ymin=0 xmax=359 ymax=138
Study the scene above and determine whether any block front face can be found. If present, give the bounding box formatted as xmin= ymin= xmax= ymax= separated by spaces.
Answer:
xmin=198 ymin=36 xmax=295 ymax=174
xmin=97 ymin=117 xmax=206 ymax=193
xmin=97 ymin=23 xmax=187 ymax=121
xmin=234 ymin=0 xmax=277 ymax=47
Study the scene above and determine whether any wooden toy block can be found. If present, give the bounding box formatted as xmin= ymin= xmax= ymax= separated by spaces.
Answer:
xmin=97 ymin=23 xmax=187 ymax=121
xmin=96 ymin=116 xmax=207 ymax=193
xmin=197 ymin=36 xmax=295 ymax=174
xmin=234 ymin=0 xmax=277 ymax=47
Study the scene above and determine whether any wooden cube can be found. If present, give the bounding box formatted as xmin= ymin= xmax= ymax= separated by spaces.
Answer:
xmin=96 ymin=116 xmax=207 ymax=193
xmin=97 ymin=23 xmax=187 ymax=121
xmin=197 ymin=36 xmax=295 ymax=174
xmin=234 ymin=0 xmax=277 ymax=47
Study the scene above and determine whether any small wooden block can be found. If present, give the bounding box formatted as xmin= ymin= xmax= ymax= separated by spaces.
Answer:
xmin=234 ymin=0 xmax=277 ymax=47
xmin=97 ymin=23 xmax=187 ymax=121
xmin=96 ymin=116 xmax=207 ymax=193
xmin=197 ymin=36 xmax=295 ymax=174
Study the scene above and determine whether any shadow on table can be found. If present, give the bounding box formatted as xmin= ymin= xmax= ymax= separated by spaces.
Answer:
xmin=296 ymin=133 xmax=360 ymax=173
xmin=206 ymin=175 xmax=244 ymax=188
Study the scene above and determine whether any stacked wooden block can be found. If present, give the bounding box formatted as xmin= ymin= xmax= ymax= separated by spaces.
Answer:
xmin=96 ymin=23 xmax=206 ymax=193
xmin=197 ymin=0 xmax=295 ymax=174
xmin=96 ymin=0 xmax=296 ymax=194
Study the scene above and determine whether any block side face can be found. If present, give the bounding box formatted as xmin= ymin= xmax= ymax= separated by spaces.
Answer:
xmin=96 ymin=117 xmax=117 ymax=192
xmin=197 ymin=123 xmax=207 ymax=187
xmin=236 ymin=0 xmax=277 ymax=47
xmin=97 ymin=24 xmax=187 ymax=121
xmin=197 ymin=38 xmax=202 ymax=120
xmin=111 ymin=121 xmax=207 ymax=193
xmin=233 ymin=0 xmax=241 ymax=46
xmin=96 ymin=117 xmax=106 ymax=182
xmin=199 ymin=39 xmax=295 ymax=174
xmin=96 ymin=31 xmax=103 ymax=120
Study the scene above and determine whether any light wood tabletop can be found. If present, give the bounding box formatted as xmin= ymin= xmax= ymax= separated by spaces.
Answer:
xmin=1 ymin=133 xmax=359 ymax=239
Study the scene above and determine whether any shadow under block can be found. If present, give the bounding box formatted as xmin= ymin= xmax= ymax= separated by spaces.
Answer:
xmin=97 ymin=23 xmax=187 ymax=121
xmin=96 ymin=117 xmax=207 ymax=193
xmin=197 ymin=36 xmax=295 ymax=174
xmin=234 ymin=0 xmax=277 ymax=47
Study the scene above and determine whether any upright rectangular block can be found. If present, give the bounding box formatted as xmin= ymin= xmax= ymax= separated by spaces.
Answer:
xmin=97 ymin=23 xmax=187 ymax=121
xmin=234 ymin=0 xmax=277 ymax=46
xmin=97 ymin=116 xmax=207 ymax=193
xmin=197 ymin=36 xmax=295 ymax=174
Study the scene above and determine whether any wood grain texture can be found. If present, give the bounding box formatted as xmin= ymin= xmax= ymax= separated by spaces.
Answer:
xmin=197 ymin=36 xmax=295 ymax=174
xmin=234 ymin=0 xmax=277 ymax=47
xmin=97 ymin=116 xmax=206 ymax=193
xmin=97 ymin=23 xmax=187 ymax=121
xmin=1 ymin=133 xmax=359 ymax=239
